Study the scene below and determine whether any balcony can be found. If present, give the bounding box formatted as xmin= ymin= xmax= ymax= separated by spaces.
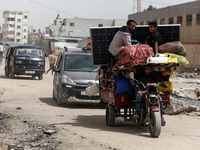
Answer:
xmin=3 ymin=14 xmax=15 ymax=18
xmin=7 ymin=28 xmax=15 ymax=31
xmin=8 ymin=34 xmax=15 ymax=37
xmin=6 ymin=21 xmax=15 ymax=24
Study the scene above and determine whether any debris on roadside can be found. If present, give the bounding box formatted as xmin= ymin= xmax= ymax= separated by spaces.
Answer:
xmin=44 ymin=129 xmax=57 ymax=135
xmin=177 ymin=72 xmax=199 ymax=79
xmin=0 ymin=113 xmax=61 ymax=150
xmin=16 ymin=107 xmax=21 ymax=110
xmin=171 ymin=70 xmax=199 ymax=79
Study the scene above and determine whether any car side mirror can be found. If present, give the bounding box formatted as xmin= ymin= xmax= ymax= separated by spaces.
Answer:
xmin=52 ymin=65 xmax=60 ymax=72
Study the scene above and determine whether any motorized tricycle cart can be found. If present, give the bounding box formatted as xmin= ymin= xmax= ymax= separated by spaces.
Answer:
xmin=98 ymin=62 xmax=178 ymax=138
xmin=90 ymin=24 xmax=184 ymax=138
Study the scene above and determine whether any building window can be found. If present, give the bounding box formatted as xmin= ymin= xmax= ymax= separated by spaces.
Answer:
xmin=17 ymin=19 xmax=21 ymax=22
xmin=17 ymin=39 xmax=20 ymax=42
xmin=98 ymin=24 xmax=103 ymax=27
xmin=177 ymin=16 xmax=182 ymax=24
xmin=70 ymin=22 xmax=75 ymax=26
xmin=17 ymin=32 xmax=20 ymax=36
xmin=17 ymin=26 xmax=21 ymax=29
xmin=24 ymin=29 xmax=27 ymax=32
xmin=160 ymin=19 xmax=165 ymax=24
xmin=169 ymin=18 xmax=174 ymax=24
xmin=9 ymin=31 xmax=14 ymax=34
xmin=186 ymin=14 xmax=192 ymax=26
xmin=24 ymin=36 xmax=27 ymax=38
xmin=7 ymin=18 xmax=15 ymax=21
xmin=24 ymin=15 xmax=28 ymax=19
xmin=8 ymin=24 xmax=15 ymax=28
xmin=196 ymin=14 xmax=200 ymax=25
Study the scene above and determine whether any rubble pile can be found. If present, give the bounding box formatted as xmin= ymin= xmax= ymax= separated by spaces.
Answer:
xmin=172 ymin=71 xmax=199 ymax=79
xmin=0 ymin=113 xmax=61 ymax=150
xmin=173 ymin=88 xmax=200 ymax=100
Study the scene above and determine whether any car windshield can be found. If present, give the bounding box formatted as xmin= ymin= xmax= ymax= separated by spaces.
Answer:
xmin=15 ymin=48 xmax=43 ymax=57
xmin=64 ymin=54 xmax=98 ymax=72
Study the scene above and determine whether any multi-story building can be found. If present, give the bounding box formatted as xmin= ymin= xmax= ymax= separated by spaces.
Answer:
xmin=45 ymin=16 xmax=127 ymax=55
xmin=48 ymin=17 xmax=126 ymax=38
xmin=2 ymin=11 xmax=29 ymax=44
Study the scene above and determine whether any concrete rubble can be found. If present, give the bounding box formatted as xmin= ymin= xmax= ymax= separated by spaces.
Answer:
xmin=0 ymin=112 xmax=62 ymax=150
xmin=173 ymin=88 xmax=200 ymax=100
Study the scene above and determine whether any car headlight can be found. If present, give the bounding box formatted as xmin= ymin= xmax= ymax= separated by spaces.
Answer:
xmin=15 ymin=60 xmax=22 ymax=64
xmin=38 ymin=62 xmax=45 ymax=65
xmin=62 ymin=75 xmax=74 ymax=85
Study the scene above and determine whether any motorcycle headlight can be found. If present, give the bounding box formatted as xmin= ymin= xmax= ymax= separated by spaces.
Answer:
xmin=38 ymin=62 xmax=45 ymax=65
xmin=62 ymin=75 xmax=74 ymax=85
xmin=15 ymin=60 xmax=22 ymax=64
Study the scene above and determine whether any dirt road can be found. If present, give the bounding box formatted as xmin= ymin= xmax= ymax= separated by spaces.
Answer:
xmin=0 ymin=59 xmax=200 ymax=150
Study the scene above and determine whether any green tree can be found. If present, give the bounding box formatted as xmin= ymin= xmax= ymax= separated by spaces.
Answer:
xmin=144 ymin=5 xmax=156 ymax=11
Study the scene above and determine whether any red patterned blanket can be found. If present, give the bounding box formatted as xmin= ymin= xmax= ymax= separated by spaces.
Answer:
xmin=114 ymin=44 xmax=154 ymax=67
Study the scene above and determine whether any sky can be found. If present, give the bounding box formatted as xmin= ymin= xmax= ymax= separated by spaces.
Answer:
xmin=0 ymin=0 xmax=196 ymax=31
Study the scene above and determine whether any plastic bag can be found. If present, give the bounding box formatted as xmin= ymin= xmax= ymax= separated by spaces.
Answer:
xmin=115 ymin=76 xmax=133 ymax=95
xmin=158 ymin=41 xmax=186 ymax=56
xmin=164 ymin=53 xmax=189 ymax=64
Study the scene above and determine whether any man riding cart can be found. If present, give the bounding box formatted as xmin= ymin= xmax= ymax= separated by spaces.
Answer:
xmin=89 ymin=24 xmax=188 ymax=138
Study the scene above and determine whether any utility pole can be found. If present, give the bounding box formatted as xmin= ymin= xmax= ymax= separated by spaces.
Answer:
xmin=133 ymin=0 xmax=141 ymax=13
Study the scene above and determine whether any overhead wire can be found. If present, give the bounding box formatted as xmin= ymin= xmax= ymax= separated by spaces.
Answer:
xmin=29 ymin=0 xmax=80 ymax=18
xmin=29 ymin=0 xmax=120 ymax=26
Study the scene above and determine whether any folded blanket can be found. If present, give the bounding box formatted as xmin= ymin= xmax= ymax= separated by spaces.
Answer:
xmin=114 ymin=44 xmax=154 ymax=67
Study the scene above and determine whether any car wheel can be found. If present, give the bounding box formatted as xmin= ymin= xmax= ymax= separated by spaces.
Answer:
xmin=5 ymin=68 xmax=9 ymax=77
xmin=53 ymin=88 xmax=56 ymax=100
xmin=10 ymin=68 xmax=14 ymax=78
xmin=38 ymin=74 xmax=43 ymax=80
xmin=32 ymin=75 xmax=36 ymax=79
xmin=57 ymin=90 xmax=64 ymax=106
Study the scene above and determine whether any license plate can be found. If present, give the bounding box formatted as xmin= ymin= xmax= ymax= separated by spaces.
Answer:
xmin=81 ymin=91 xmax=99 ymax=96
xmin=81 ymin=91 xmax=87 ymax=95
xmin=25 ymin=71 xmax=35 ymax=74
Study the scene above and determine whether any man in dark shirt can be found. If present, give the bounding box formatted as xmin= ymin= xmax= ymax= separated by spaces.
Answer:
xmin=145 ymin=21 xmax=163 ymax=54
xmin=134 ymin=65 xmax=166 ymax=126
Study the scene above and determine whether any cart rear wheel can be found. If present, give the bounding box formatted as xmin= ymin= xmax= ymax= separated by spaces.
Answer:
xmin=149 ymin=111 xmax=161 ymax=138
xmin=106 ymin=104 xmax=115 ymax=126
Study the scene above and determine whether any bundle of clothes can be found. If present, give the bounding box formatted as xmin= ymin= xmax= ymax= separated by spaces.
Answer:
xmin=114 ymin=41 xmax=188 ymax=68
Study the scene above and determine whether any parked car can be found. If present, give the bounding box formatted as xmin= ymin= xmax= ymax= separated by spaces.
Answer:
xmin=4 ymin=43 xmax=45 ymax=80
xmin=52 ymin=47 xmax=100 ymax=106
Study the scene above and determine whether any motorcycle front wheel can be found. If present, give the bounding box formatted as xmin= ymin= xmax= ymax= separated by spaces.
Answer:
xmin=149 ymin=111 xmax=161 ymax=138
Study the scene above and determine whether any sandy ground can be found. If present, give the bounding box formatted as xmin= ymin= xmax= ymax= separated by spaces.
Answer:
xmin=0 ymin=58 xmax=200 ymax=150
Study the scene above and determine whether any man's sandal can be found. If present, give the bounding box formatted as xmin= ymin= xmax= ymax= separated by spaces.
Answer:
xmin=161 ymin=117 xmax=166 ymax=126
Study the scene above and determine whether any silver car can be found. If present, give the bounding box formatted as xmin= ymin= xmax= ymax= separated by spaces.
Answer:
xmin=52 ymin=48 xmax=100 ymax=106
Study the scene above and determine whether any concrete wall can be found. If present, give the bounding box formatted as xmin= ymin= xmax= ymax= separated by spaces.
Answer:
xmin=182 ymin=43 xmax=200 ymax=70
